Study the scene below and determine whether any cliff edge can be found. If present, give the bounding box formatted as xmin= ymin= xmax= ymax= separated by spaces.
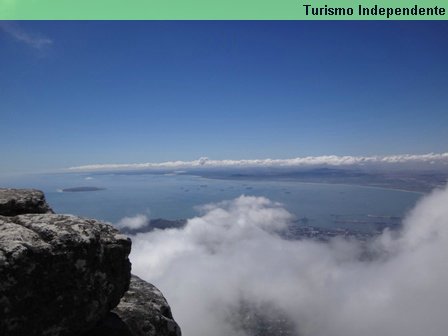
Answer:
xmin=0 ymin=188 xmax=181 ymax=336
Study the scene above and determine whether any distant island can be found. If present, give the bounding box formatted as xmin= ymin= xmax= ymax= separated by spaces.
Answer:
xmin=62 ymin=187 xmax=106 ymax=192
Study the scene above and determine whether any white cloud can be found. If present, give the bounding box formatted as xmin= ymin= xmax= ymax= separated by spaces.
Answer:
xmin=68 ymin=152 xmax=448 ymax=172
xmin=129 ymin=186 xmax=448 ymax=336
xmin=116 ymin=214 xmax=149 ymax=230
xmin=0 ymin=21 xmax=53 ymax=50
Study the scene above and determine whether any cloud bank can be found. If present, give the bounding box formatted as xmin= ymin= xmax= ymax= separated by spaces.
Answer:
xmin=69 ymin=152 xmax=448 ymax=172
xmin=127 ymin=186 xmax=448 ymax=336
xmin=116 ymin=213 xmax=149 ymax=230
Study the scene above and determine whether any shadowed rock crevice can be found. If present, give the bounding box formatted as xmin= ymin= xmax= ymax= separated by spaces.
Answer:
xmin=84 ymin=312 xmax=134 ymax=336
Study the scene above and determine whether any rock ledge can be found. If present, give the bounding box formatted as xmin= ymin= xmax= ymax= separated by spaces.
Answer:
xmin=0 ymin=188 xmax=54 ymax=216
xmin=0 ymin=213 xmax=131 ymax=336
xmin=0 ymin=188 xmax=181 ymax=336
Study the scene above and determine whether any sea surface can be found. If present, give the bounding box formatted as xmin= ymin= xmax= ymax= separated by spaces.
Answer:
xmin=1 ymin=172 xmax=423 ymax=232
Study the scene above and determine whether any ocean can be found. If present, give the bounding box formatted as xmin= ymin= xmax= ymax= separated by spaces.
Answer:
xmin=1 ymin=172 xmax=422 ymax=232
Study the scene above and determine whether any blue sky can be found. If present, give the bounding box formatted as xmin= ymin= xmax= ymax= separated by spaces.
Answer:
xmin=1 ymin=21 xmax=448 ymax=174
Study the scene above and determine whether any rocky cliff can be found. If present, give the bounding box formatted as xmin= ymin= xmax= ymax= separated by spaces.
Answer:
xmin=0 ymin=188 xmax=181 ymax=336
xmin=0 ymin=188 xmax=54 ymax=216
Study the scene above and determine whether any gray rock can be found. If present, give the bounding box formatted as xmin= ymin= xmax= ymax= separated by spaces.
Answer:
xmin=0 ymin=214 xmax=132 ymax=336
xmin=0 ymin=188 xmax=53 ymax=216
xmin=86 ymin=275 xmax=181 ymax=336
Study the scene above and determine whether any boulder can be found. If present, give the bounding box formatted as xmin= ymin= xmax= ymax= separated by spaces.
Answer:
xmin=0 ymin=188 xmax=53 ymax=216
xmin=86 ymin=275 xmax=181 ymax=336
xmin=115 ymin=275 xmax=181 ymax=336
xmin=0 ymin=213 xmax=132 ymax=336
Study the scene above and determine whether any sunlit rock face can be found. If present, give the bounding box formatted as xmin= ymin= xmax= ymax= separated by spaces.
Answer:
xmin=0 ymin=188 xmax=54 ymax=216
xmin=0 ymin=188 xmax=182 ymax=336
xmin=0 ymin=213 xmax=132 ymax=336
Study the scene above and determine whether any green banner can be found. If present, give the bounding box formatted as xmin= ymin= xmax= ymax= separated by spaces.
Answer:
xmin=1 ymin=0 xmax=447 ymax=19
